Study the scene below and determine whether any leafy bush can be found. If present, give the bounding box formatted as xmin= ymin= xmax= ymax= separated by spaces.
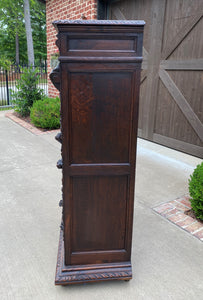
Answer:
xmin=0 ymin=56 xmax=12 ymax=70
xmin=189 ymin=162 xmax=203 ymax=221
xmin=12 ymin=67 xmax=44 ymax=117
xmin=30 ymin=97 xmax=60 ymax=129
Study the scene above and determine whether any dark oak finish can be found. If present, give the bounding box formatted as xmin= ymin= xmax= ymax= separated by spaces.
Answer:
xmin=50 ymin=20 xmax=144 ymax=285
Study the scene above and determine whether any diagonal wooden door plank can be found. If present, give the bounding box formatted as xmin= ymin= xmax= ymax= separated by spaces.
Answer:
xmin=112 ymin=6 xmax=149 ymax=58
xmin=160 ymin=59 xmax=203 ymax=70
xmin=142 ymin=60 xmax=148 ymax=70
xmin=143 ymin=47 xmax=148 ymax=58
xmin=142 ymin=0 xmax=166 ymax=139
xmin=141 ymin=69 xmax=147 ymax=83
xmin=159 ymin=69 xmax=203 ymax=141
xmin=113 ymin=6 xmax=126 ymax=20
xmin=161 ymin=4 xmax=203 ymax=60
xmin=153 ymin=134 xmax=203 ymax=158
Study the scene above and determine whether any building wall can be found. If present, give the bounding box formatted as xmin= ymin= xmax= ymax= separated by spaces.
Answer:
xmin=46 ymin=0 xmax=98 ymax=97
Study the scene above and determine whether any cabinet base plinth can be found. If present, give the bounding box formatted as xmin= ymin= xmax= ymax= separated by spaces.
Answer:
xmin=55 ymin=230 xmax=132 ymax=285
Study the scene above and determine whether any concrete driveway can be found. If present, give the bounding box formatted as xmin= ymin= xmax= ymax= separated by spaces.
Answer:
xmin=0 ymin=110 xmax=202 ymax=300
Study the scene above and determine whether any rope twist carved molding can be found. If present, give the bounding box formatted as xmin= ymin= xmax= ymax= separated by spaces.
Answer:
xmin=58 ymin=271 xmax=132 ymax=283
xmin=55 ymin=230 xmax=132 ymax=284
xmin=53 ymin=20 xmax=145 ymax=26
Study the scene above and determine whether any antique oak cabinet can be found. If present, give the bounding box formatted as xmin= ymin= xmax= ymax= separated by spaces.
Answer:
xmin=50 ymin=20 xmax=144 ymax=285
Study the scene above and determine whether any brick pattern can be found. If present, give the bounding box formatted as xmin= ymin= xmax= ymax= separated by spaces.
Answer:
xmin=153 ymin=195 xmax=203 ymax=241
xmin=6 ymin=112 xmax=60 ymax=136
xmin=46 ymin=0 xmax=98 ymax=98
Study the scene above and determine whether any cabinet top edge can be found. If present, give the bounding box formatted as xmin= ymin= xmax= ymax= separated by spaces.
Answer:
xmin=53 ymin=19 xmax=145 ymax=27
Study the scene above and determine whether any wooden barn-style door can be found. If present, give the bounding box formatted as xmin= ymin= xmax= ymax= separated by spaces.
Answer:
xmin=106 ymin=0 xmax=203 ymax=158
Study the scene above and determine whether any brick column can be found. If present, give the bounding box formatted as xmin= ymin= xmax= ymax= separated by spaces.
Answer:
xmin=46 ymin=0 xmax=98 ymax=98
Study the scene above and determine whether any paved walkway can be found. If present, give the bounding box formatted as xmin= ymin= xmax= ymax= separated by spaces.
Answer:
xmin=0 ymin=110 xmax=202 ymax=300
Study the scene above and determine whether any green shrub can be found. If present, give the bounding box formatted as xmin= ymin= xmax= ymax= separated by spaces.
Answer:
xmin=189 ymin=162 xmax=203 ymax=221
xmin=12 ymin=67 xmax=44 ymax=117
xmin=30 ymin=97 xmax=60 ymax=129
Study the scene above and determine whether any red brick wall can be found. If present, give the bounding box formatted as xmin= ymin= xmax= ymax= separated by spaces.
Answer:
xmin=46 ymin=0 xmax=98 ymax=97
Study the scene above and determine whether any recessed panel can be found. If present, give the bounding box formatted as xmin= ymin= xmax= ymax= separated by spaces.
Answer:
xmin=70 ymin=72 xmax=132 ymax=163
xmin=69 ymin=38 xmax=135 ymax=51
xmin=72 ymin=176 xmax=128 ymax=252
